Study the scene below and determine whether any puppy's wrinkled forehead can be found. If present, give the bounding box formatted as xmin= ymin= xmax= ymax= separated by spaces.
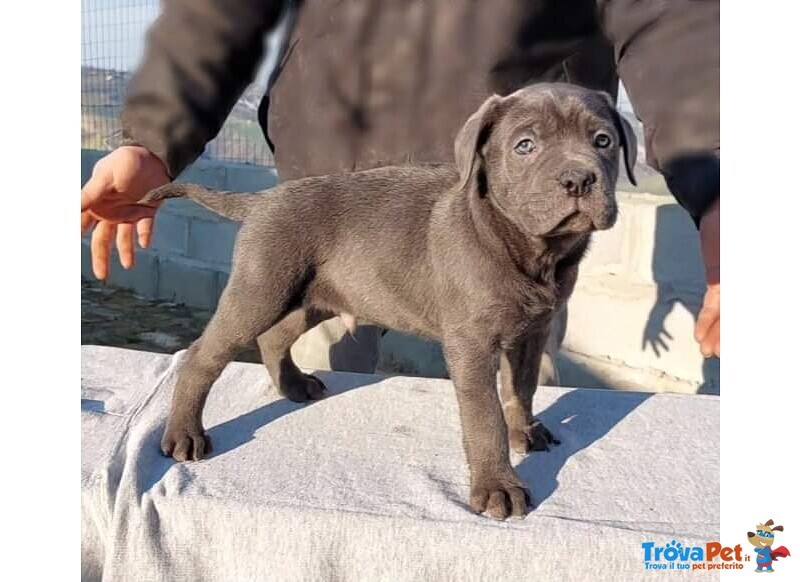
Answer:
xmin=496 ymin=86 xmax=615 ymax=138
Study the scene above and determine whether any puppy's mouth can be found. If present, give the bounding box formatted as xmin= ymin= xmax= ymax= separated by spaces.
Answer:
xmin=543 ymin=196 xmax=617 ymax=236
xmin=548 ymin=211 xmax=594 ymax=235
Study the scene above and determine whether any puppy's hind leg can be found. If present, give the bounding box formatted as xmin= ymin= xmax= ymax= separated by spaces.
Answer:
xmin=257 ymin=307 xmax=334 ymax=402
xmin=161 ymin=279 xmax=290 ymax=462
xmin=499 ymin=324 xmax=560 ymax=455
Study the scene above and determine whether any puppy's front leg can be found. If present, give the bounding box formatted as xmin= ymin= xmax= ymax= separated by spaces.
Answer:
xmin=162 ymin=276 xmax=286 ymax=462
xmin=443 ymin=337 xmax=531 ymax=519
xmin=499 ymin=323 xmax=560 ymax=454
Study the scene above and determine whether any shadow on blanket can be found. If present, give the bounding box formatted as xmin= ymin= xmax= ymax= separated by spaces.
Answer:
xmin=206 ymin=370 xmax=384 ymax=458
xmin=138 ymin=370 xmax=649 ymax=507
xmin=138 ymin=370 xmax=384 ymax=494
xmin=517 ymin=389 xmax=651 ymax=506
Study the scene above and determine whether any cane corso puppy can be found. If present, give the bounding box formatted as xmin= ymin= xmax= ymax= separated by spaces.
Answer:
xmin=144 ymin=83 xmax=636 ymax=519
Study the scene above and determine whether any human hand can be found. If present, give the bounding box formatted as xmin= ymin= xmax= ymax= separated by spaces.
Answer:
xmin=695 ymin=283 xmax=719 ymax=358
xmin=81 ymin=146 xmax=170 ymax=279
xmin=695 ymin=198 xmax=720 ymax=358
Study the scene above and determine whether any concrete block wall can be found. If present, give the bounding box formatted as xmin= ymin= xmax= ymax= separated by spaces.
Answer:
xmin=81 ymin=149 xmax=277 ymax=310
xmin=559 ymin=193 xmax=719 ymax=394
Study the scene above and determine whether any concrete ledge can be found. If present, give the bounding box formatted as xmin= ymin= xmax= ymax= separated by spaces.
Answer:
xmin=377 ymin=331 xmax=448 ymax=378
xmin=561 ymin=192 xmax=718 ymax=394
xmin=566 ymin=276 xmax=703 ymax=381
xmin=582 ymin=192 xmax=706 ymax=291
xmin=558 ymin=348 xmax=719 ymax=395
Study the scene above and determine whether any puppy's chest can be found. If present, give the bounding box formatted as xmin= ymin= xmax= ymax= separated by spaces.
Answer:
xmin=500 ymin=267 xmax=574 ymax=344
xmin=515 ymin=242 xmax=585 ymax=310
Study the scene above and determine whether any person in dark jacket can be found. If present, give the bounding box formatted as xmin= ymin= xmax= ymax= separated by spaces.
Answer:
xmin=80 ymin=0 xmax=720 ymax=368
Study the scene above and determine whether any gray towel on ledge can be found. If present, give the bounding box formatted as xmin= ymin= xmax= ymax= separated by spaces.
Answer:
xmin=81 ymin=345 xmax=719 ymax=581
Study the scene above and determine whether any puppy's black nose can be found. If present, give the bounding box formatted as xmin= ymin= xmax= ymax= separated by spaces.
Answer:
xmin=558 ymin=169 xmax=597 ymax=197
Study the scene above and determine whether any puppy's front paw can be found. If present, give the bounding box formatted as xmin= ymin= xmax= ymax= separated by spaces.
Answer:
xmin=470 ymin=473 xmax=532 ymax=520
xmin=161 ymin=420 xmax=211 ymax=462
xmin=509 ymin=418 xmax=560 ymax=454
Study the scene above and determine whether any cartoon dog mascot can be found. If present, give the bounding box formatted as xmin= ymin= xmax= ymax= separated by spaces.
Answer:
xmin=748 ymin=520 xmax=791 ymax=573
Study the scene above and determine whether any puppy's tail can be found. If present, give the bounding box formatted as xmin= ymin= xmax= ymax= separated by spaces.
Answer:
xmin=140 ymin=183 xmax=263 ymax=222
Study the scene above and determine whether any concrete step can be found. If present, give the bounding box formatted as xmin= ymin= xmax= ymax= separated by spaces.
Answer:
xmin=561 ymin=275 xmax=718 ymax=394
xmin=580 ymin=192 xmax=706 ymax=289
xmin=559 ymin=190 xmax=718 ymax=394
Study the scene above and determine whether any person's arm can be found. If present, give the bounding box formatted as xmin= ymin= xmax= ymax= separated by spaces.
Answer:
xmin=82 ymin=0 xmax=290 ymax=279
xmin=121 ymin=0 xmax=289 ymax=178
xmin=598 ymin=0 xmax=720 ymax=357
xmin=598 ymin=0 xmax=719 ymax=224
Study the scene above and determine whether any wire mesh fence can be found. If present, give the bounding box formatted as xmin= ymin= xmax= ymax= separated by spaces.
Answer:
xmin=81 ymin=0 xmax=274 ymax=166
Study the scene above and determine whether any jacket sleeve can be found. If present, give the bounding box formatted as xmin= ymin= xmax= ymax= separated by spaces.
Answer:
xmin=598 ymin=0 xmax=719 ymax=225
xmin=121 ymin=0 xmax=289 ymax=178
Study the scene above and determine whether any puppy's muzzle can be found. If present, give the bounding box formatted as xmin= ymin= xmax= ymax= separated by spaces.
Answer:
xmin=557 ymin=167 xmax=597 ymax=197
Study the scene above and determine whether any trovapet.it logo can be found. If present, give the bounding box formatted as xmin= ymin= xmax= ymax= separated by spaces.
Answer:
xmin=642 ymin=540 xmax=746 ymax=571
xmin=641 ymin=518 xmax=791 ymax=573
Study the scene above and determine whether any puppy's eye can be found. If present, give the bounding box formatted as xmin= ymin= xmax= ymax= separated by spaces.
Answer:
xmin=514 ymin=138 xmax=535 ymax=155
xmin=593 ymin=132 xmax=612 ymax=149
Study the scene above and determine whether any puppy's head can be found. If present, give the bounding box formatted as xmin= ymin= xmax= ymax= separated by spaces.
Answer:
xmin=455 ymin=83 xmax=637 ymax=238
xmin=748 ymin=520 xmax=784 ymax=549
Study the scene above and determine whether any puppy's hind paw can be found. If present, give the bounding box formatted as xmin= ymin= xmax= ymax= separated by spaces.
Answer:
xmin=279 ymin=373 xmax=328 ymax=403
xmin=509 ymin=418 xmax=560 ymax=454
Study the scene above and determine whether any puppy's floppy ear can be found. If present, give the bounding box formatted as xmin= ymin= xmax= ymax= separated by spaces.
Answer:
xmin=597 ymin=91 xmax=638 ymax=186
xmin=615 ymin=111 xmax=638 ymax=186
xmin=772 ymin=525 xmax=784 ymax=532
xmin=455 ymin=95 xmax=502 ymax=192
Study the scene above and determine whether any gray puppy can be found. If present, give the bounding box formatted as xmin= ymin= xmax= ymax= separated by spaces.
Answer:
xmin=144 ymin=83 xmax=636 ymax=520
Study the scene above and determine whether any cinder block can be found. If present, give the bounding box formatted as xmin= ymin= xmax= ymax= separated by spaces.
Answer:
xmin=221 ymin=164 xmax=278 ymax=192
xmin=150 ymin=211 xmax=189 ymax=255
xmin=187 ymin=218 xmax=239 ymax=266
xmin=582 ymin=193 xmax=705 ymax=293
xmin=159 ymin=198 xmax=224 ymax=222
xmin=81 ymin=240 xmax=94 ymax=281
xmin=582 ymin=216 xmax=628 ymax=276
xmin=82 ymin=239 xmax=160 ymax=297
xmin=647 ymin=203 xmax=705 ymax=288
xmin=216 ymin=269 xmax=231 ymax=298
xmin=105 ymin=248 xmax=161 ymax=298
xmin=377 ymin=331 xmax=447 ymax=378
xmin=563 ymin=274 xmax=715 ymax=392
xmin=176 ymin=162 xmax=226 ymax=190
xmin=157 ymin=256 xmax=221 ymax=310
xmin=556 ymin=350 xmax=699 ymax=394
xmin=81 ymin=150 xmax=104 ymax=187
